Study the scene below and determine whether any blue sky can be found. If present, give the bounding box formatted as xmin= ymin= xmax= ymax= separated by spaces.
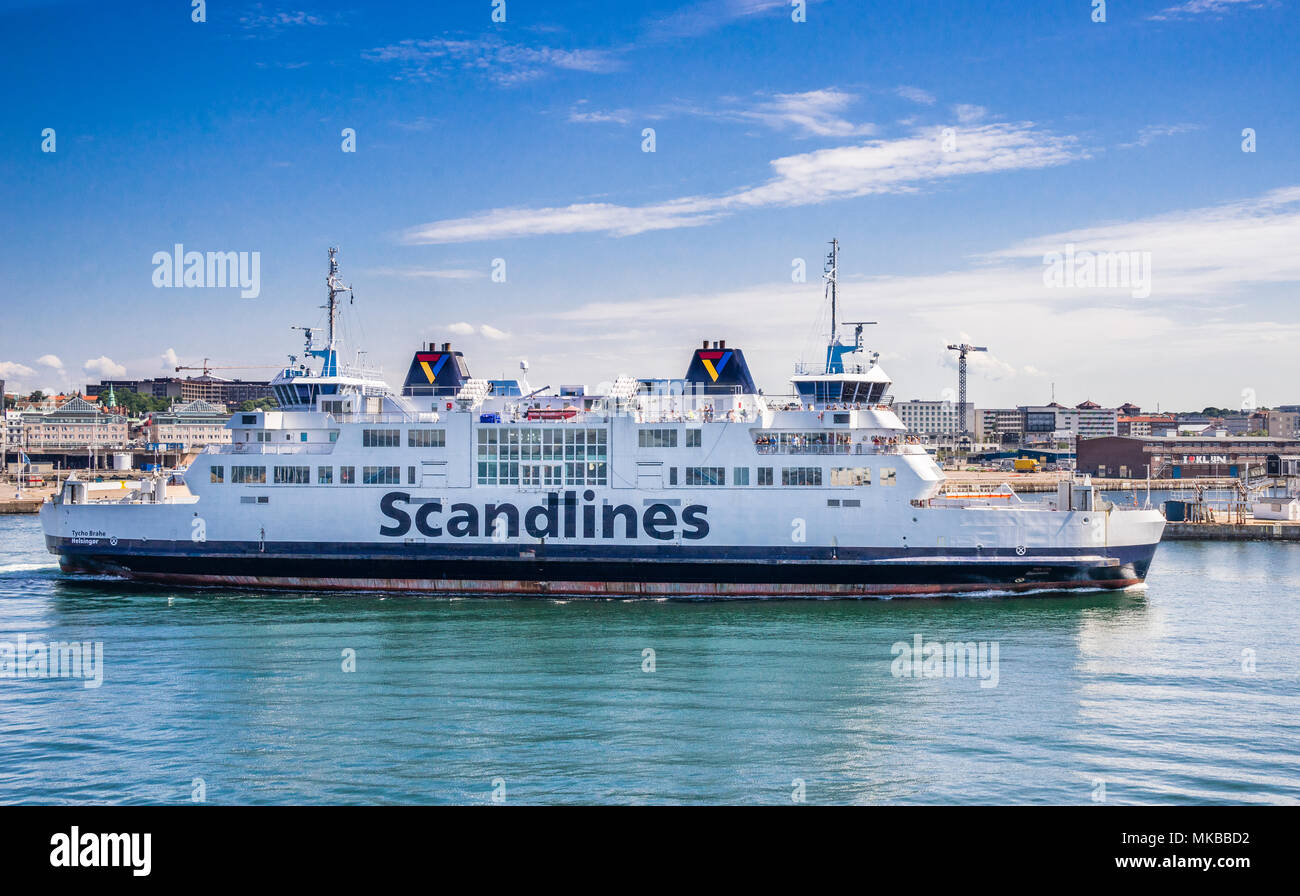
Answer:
xmin=1 ymin=0 xmax=1298 ymax=411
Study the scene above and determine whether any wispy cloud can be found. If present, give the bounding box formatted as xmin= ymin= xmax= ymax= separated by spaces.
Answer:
xmin=363 ymin=36 xmax=621 ymax=86
xmin=642 ymin=0 xmax=796 ymax=41
xmin=894 ymin=86 xmax=937 ymax=105
xmin=567 ymin=88 xmax=872 ymax=137
xmin=402 ymin=121 xmax=1084 ymax=244
xmin=362 ymin=266 xmax=485 ymax=281
xmin=1119 ymin=122 xmax=1202 ymax=148
xmin=238 ymin=5 xmax=330 ymax=34
xmin=726 ymin=88 xmax=875 ymax=137
xmin=567 ymin=101 xmax=634 ymax=125
xmin=1148 ymin=0 xmax=1275 ymax=20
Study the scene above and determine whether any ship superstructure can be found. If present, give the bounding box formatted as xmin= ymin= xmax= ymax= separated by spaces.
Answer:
xmin=40 ymin=246 xmax=1165 ymax=597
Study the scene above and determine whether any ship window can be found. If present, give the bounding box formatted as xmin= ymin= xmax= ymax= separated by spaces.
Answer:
xmin=340 ymin=466 xmax=355 ymax=485
xmin=408 ymin=428 xmax=446 ymax=448
xmin=363 ymin=466 xmax=401 ymax=485
xmin=782 ymin=467 xmax=822 ymax=487
xmin=273 ymin=465 xmax=310 ymax=484
xmin=733 ymin=467 xmax=750 ymax=486
xmin=232 ymin=465 xmax=265 ymax=484
xmin=831 ymin=467 xmax=871 ymax=486
xmin=363 ymin=429 xmax=400 ymax=448
xmin=318 ymin=467 xmax=333 ymax=484
xmin=686 ymin=467 xmax=725 ymax=486
xmin=686 ymin=429 xmax=702 ymax=447
xmin=329 ymin=431 xmax=339 ymax=443
xmin=880 ymin=468 xmax=897 ymax=486
xmin=241 ymin=415 xmax=257 ymax=425
xmin=210 ymin=465 xmax=224 ymax=483
xmin=757 ymin=467 xmax=773 ymax=486
xmin=300 ymin=433 xmax=308 ymax=442
xmin=638 ymin=428 xmax=678 ymax=448
xmin=408 ymin=466 xmax=416 ymax=485
xmin=668 ymin=467 xmax=678 ymax=486
xmin=477 ymin=427 xmax=607 ymax=486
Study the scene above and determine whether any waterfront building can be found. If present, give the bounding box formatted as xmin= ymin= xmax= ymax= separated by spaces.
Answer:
xmin=893 ymin=399 xmax=973 ymax=439
xmin=1077 ymin=435 xmax=1300 ymax=479
xmin=1118 ymin=414 xmax=1177 ymax=437
xmin=1268 ymin=408 xmax=1300 ymax=440
xmin=17 ymin=396 xmax=128 ymax=451
xmin=146 ymin=399 xmax=233 ymax=450
xmin=87 ymin=375 xmax=273 ymax=408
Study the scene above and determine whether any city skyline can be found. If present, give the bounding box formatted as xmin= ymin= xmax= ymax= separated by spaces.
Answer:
xmin=2 ymin=0 xmax=1298 ymax=409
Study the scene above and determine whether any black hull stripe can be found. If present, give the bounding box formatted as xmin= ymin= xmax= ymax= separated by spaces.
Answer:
xmin=57 ymin=551 xmax=1155 ymax=596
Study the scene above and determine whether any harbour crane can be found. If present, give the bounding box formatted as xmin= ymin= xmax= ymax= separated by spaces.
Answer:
xmin=174 ymin=359 xmax=278 ymax=377
xmin=945 ymin=342 xmax=988 ymax=438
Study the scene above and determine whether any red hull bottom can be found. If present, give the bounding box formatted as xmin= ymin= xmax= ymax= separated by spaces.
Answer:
xmin=100 ymin=570 xmax=1146 ymax=598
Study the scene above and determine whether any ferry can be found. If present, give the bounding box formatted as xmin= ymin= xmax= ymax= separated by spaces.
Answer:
xmin=40 ymin=246 xmax=1165 ymax=597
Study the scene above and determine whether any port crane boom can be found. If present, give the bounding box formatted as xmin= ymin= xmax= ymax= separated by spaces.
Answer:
xmin=946 ymin=343 xmax=988 ymax=438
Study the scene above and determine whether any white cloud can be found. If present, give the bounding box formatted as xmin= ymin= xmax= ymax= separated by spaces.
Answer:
xmin=642 ymin=0 xmax=793 ymax=40
xmin=480 ymin=325 xmax=510 ymax=340
xmin=363 ymin=37 xmax=621 ymax=86
xmin=362 ymin=266 xmax=484 ymax=281
xmin=35 ymin=354 xmax=64 ymax=370
xmin=83 ymin=356 xmax=127 ymax=379
xmin=239 ymin=6 xmax=328 ymax=30
xmin=568 ymin=105 xmax=633 ymax=125
xmin=953 ymin=104 xmax=987 ymax=124
xmin=160 ymin=348 xmax=180 ymax=370
xmin=1149 ymin=0 xmax=1273 ymax=21
xmin=728 ymin=89 xmax=874 ymax=138
xmin=893 ymin=86 xmax=936 ymax=105
xmin=0 ymin=361 xmax=37 ymax=379
xmin=447 ymin=321 xmax=476 ymax=336
xmin=403 ymin=121 xmax=1084 ymax=244
xmin=1119 ymin=122 xmax=1202 ymax=149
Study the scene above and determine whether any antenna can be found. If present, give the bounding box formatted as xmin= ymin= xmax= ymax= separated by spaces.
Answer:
xmin=324 ymin=247 xmax=351 ymax=350
xmin=842 ymin=320 xmax=878 ymax=353
xmin=823 ymin=238 xmax=839 ymax=342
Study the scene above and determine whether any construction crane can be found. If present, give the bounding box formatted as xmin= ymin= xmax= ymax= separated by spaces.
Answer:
xmin=174 ymin=359 xmax=278 ymax=377
xmin=945 ymin=343 xmax=988 ymax=438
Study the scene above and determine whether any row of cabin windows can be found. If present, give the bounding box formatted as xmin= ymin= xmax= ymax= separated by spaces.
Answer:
xmin=213 ymin=465 xmax=403 ymax=486
xmin=210 ymin=463 xmax=897 ymax=488
xmin=672 ymin=466 xmax=897 ymax=487
xmin=637 ymin=428 xmax=703 ymax=448
xmin=360 ymin=428 xmax=447 ymax=448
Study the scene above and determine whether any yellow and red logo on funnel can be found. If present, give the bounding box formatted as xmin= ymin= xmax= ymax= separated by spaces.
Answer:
xmin=698 ymin=350 xmax=733 ymax=382
xmin=416 ymin=352 xmax=448 ymax=384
